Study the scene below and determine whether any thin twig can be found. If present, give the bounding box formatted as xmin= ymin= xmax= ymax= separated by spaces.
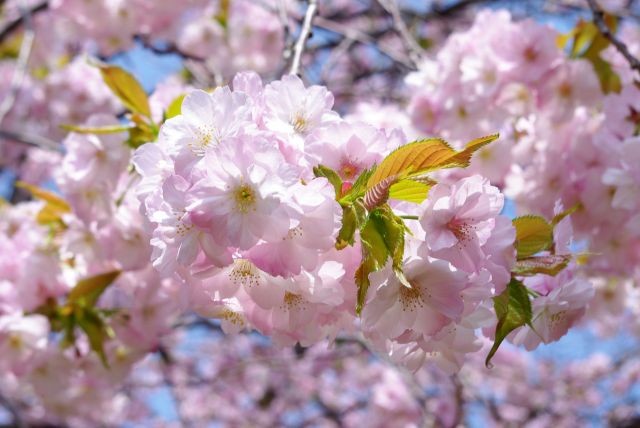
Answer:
xmin=586 ymin=0 xmax=640 ymax=74
xmin=0 ymin=0 xmax=47 ymax=44
xmin=320 ymin=37 xmax=355 ymax=83
xmin=314 ymin=16 xmax=415 ymax=69
xmin=278 ymin=0 xmax=294 ymax=62
xmin=135 ymin=35 xmax=205 ymax=62
xmin=289 ymin=0 xmax=318 ymax=76
xmin=376 ymin=0 xmax=424 ymax=68
xmin=0 ymin=129 xmax=63 ymax=152
xmin=0 ymin=0 xmax=35 ymax=126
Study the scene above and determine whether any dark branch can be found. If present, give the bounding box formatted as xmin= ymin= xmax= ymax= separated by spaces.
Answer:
xmin=586 ymin=0 xmax=640 ymax=74
xmin=0 ymin=0 xmax=48 ymax=44
xmin=0 ymin=129 xmax=63 ymax=152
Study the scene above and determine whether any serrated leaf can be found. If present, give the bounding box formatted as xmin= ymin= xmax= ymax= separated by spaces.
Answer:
xmin=512 ymin=215 xmax=553 ymax=259
xmin=486 ymin=278 xmax=533 ymax=367
xmin=355 ymin=206 xmax=406 ymax=314
xmin=389 ymin=179 xmax=434 ymax=203
xmin=366 ymin=134 xmax=499 ymax=191
xmin=68 ymin=271 xmax=120 ymax=307
xmin=96 ymin=64 xmax=151 ymax=117
xmin=370 ymin=206 xmax=405 ymax=271
xmin=165 ymin=94 xmax=186 ymax=120
xmin=313 ymin=165 xmax=343 ymax=199
xmin=512 ymin=254 xmax=571 ymax=276
xmin=60 ymin=124 xmax=133 ymax=134
xmin=336 ymin=205 xmax=357 ymax=250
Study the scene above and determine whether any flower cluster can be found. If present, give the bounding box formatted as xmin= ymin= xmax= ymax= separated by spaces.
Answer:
xmin=401 ymin=9 xmax=640 ymax=282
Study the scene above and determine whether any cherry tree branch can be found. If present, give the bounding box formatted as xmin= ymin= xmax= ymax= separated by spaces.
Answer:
xmin=376 ymin=0 xmax=424 ymax=68
xmin=0 ymin=0 xmax=35 ymax=126
xmin=0 ymin=0 xmax=47 ymax=44
xmin=314 ymin=16 xmax=415 ymax=69
xmin=278 ymin=0 xmax=294 ymax=63
xmin=586 ymin=0 xmax=640 ymax=74
xmin=0 ymin=129 xmax=63 ymax=152
xmin=289 ymin=0 xmax=318 ymax=76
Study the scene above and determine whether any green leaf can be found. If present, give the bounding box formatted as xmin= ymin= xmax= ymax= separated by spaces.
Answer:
xmin=486 ymin=278 xmax=533 ymax=367
xmin=370 ymin=206 xmax=405 ymax=271
xmin=336 ymin=205 xmax=357 ymax=250
xmin=96 ymin=63 xmax=151 ymax=117
xmin=60 ymin=124 xmax=133 ymax=134
xmin=313 ymin=165 xmax=343 ymax=199
xmin=76 ymin=307 xmax=110 ymax=367
xmin=389 ymin=179 xmax=435 ymax=203
xmin=551 ymin=204 xmax=578 ymax=227
xmin=512 ymin=254 xmax=571 ymax=277
xmin=68 ymin=271 xmax=120 ymax=307
xmin=366 ymin=134 xmax=499 ymax=191
xmin=512 ymin=215 xmax=554 ymax=259
xmin=126 ymin=120 xmax=157 ymax=149
xmin=336 ymin=200 xmax=367 ymax=250
xmin=355 ymin=206 xmax=406 ymax=314
xmin=165 ymin=94 xmax=186 ymax=120
xmin=16 ymin=181 xmax=71 ymax=225
xmin=557 ymin=16 xmax=621 ymax=93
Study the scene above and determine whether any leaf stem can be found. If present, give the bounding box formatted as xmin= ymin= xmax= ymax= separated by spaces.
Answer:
xmin=399 ymin=215 xmax=419 ymax=220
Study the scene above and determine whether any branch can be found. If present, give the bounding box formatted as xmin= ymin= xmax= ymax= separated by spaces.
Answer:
xmin=289 ymin=0 xmax=318 ymax=76
xmin=314 ymin=16 xmax=415 ymax=70
xmin=135 ymin=35 xmax=205 ymax=62
xmin=586 ymin=0 xmax=640 ymax=74
xmin=277 ymin=0 xmax=294 ymax=63
xmin=424 ymin=0 xmax=493 ymax=19
xmin=0 ymin=129 xmax=63 ymax=152
xmin=0 ymin=0 xmax=47 ymax=44
xmin=0 ymin=0 xmax=36 ymax=126
xmin=376 ymin=0 xmax=424 ymax=67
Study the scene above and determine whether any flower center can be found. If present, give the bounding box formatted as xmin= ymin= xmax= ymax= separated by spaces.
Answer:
xmin=290 ymin=112 xmax=309 ymax=134
xmin=229 ymin=259 xmax=260 ymax=288
xmin=399 ymin=284 xmax=425 ymax=312
xmin=233 ymin=183 xmax=256 ymax=214
xmin=220 ymin=309 xmax=245 ymax=327
xmin=523 ymin=46 xmax=538 ymax=62
xmin=284 ymin=226 xmax=303 ymax=240
xmin=189 ymin=125 xmax=218 ymax=156
xmin=447 ymin=217 xmax=475 ymax=242
xmin=282 ymin=291 xmax=305 ymax=311
xmin=339 ymin=160 xmax=359 ymax=180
